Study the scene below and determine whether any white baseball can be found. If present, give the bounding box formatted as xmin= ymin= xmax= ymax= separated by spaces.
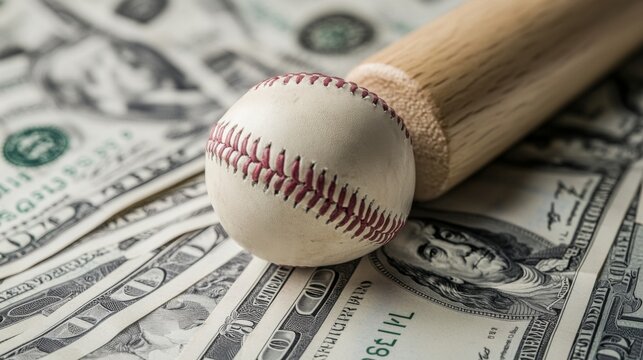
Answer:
xmin=205 ymin=73 xmax=415 ymax=266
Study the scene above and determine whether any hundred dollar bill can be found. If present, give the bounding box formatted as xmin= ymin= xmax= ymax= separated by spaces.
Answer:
xmin=230 ymin=164 xmax=642 ymax=360
xmin=48 ymin=0 xmax=465 ymax=80
xmin=0 ymin=0 xmax=226 ymax=279
xmin=178 ymin=258 xmax=314 ymax=360
xmin=0 ymin=175 xmax=210 ymax=299
xmin=569 ymin=196 xmax=643 ymax=360
xmin=52 ymin=0 xmax=251 ymax=54
xmin=0 ymin=205 xmax=217 ymax=342
xmin=73 ymin=175 xmax=211 ymax=246
xmin=231 ymin=0 xmax=463 ymax=74
xmin=69 ymin=251 xmax=252 ymax=359
xmin=0 ymin=225 xmax=238 ymax=359
xmin=50 ymin=0 xmax=304 ymax=103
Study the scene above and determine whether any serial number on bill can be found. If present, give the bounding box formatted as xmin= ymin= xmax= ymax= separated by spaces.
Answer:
xmin=362 ymin=311 xmax=415 ymax=359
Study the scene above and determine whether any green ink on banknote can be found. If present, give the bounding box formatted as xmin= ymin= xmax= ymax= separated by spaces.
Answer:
xmin=0 ymin=172 xmax=32 ymax=199
xmin=3 ymin=126 xmax=69 ymax=167
xmin=362 ymin=311 xmax=415 ymax=360
xmin=299 ymin=14 xmax=374 ymax=54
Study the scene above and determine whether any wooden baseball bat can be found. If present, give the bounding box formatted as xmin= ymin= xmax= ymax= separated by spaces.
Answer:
xmin=347 ymin=0 xmax=643 ymax=201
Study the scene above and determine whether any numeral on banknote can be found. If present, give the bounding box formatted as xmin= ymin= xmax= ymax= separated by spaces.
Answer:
xmin=361 ymin=312 xmax=415 ymax=360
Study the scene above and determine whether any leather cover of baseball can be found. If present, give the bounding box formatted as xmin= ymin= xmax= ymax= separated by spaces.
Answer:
xmin=205 ymin=73 xmax=415 ymax=266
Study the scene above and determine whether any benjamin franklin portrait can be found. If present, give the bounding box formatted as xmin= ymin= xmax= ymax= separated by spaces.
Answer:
xmin=375 ymin=212 xmax=573 ymax=317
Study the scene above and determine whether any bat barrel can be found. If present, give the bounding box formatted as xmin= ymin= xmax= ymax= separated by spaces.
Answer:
xmin=347 ymin=0 xmax=643 ymax=200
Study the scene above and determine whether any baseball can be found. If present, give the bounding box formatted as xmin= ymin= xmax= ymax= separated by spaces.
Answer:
xmin=205 ymin=72 xmax=415 ymax=266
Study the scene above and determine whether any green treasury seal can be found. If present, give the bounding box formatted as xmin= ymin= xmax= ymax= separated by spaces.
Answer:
xmin=3 ymin=126 xmax=69 ymax=167
xmin=298 ymin=13 xmax=374 ymax=54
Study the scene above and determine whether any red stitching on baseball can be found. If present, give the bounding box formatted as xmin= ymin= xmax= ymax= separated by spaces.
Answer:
xmin=206 ymin=122 xmax=406 ymax=245
xmin=253 ymin=72 xmax=412 ymax=141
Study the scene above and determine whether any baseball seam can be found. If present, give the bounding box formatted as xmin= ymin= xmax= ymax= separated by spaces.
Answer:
xmin=254 ymin=72 xmax=411 ymax=141
xmin=206 ymin=120 xmax=406 ymax=245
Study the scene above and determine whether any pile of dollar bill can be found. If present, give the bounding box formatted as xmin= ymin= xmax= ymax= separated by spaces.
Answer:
xmin=0 ymin=0 xmax=641 ymax=359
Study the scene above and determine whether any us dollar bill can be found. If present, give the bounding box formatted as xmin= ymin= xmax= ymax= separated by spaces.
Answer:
xmin=230 ymin=0 xmax=463 ymax=74
xmin=0 ymin=0 xmax=227 ymax=279
xmin=52 ymin=0 xmax=251 ymax=54
xmin=47 ymin=0 xmax=464 ymax=75
xmin=0 ymin=204 xmax=216 ymax=342
xmin=75 ymin=251 xmax=252 ymax=360
xmin=178 ymin=258 xmax=307 ymax=360
xmin=74 ymin=175 xmax=211 ymax=246
xmin=0 ymin=225 xmax=237 ymax=359
xmin=0 ymin=174 xmax=210 ymax=302
xmin=569 ymin=195 xmax=643 ymax=360
xmin=228 ymin=170 xmax=641 ymax=360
